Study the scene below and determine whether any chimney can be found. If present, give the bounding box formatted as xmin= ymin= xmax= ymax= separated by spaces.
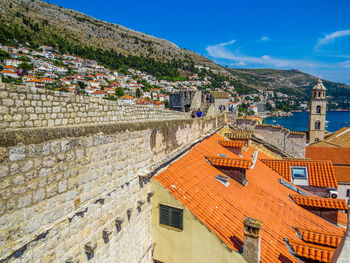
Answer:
xmin=243 ymin=217 xmax=263 ymax=263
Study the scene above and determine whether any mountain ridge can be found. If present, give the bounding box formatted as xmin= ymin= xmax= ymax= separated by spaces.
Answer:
xmin=0 ymin=0 xmax=349 ymax=104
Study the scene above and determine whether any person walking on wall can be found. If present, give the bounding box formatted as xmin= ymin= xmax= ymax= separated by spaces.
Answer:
xmin=191 ymin=110 xmax=196 ymax=118
xmin=196 ymin=108 xmax=203 ymax=118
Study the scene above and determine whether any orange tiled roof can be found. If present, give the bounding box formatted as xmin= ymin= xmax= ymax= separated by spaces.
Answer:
xmin=334 ymin=166 xmax=350 ymax=183
xmin=154 ymin=134 xmax=344 ymax=263
xmin=218 ymin=140 xmax=246 ymax=148
xmin=261 ymin=159 xmax=338 ymax=188
xmin=119 ymin=95 xmax=135 ymax=100
xmin=0 ymin=70 xmax=17 ymax=74
xmin=337 ymin=211 xmax=348 ymax=226
xmin=288 ymin=239 xmax=335 ymax=263
xmin=306 ymin=146 xmax=350 ymax=165
xmin=206 ymin=156 xmax=252 ymax=169
xmin=296 ymin=228 xmax=343 ymax=247
xmin=291 ymin=195 xmax=347 ymax=210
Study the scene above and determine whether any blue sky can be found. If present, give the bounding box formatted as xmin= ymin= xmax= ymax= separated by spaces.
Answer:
xmin=48 ymin=0 xmax=350 ymax=84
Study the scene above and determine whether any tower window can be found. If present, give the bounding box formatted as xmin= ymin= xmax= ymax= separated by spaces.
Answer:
xmin=318 ymin=92 xmax=321 ymax=97
xmin=315 ymin=121 xmax=321 ymax=130
xmin=316 ymin=106 xmax=321 ymax=114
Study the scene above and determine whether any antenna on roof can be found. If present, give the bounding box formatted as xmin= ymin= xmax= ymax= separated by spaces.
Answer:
xmin=250 ymin=150 xmax=258 ymax=169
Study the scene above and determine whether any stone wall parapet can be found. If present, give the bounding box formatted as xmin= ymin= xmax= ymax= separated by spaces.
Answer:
xmin=0 ymin=83 xmax=189 ymax=129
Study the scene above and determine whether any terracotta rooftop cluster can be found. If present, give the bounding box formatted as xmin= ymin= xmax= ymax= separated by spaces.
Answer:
xmin=154 ymin=130 xmax=347 ymax=263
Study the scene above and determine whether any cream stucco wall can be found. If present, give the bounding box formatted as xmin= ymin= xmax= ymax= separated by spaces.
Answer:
xmin=151 ymin=179 xmax=246 ymax=263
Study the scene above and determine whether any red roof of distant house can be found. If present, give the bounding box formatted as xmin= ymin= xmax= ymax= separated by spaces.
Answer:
xmin=27 ymin=79 xmax=44 ymax=83
xmin=91 ymin=90 xmax=107 ymax=95
xmin=0 ymin=70 xmax=17 ymax=74
xmin=4 ymin=65 xmax=16 ymax=69
xmin=119 ymin=95 xmax=135 ymax=100
xmin=261 ymin=159 xmax=338 ymax=188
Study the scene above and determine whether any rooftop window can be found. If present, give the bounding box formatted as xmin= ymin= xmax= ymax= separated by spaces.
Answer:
xmin=291 ymin=166 xmax=309 ymax=186
xmin=215 ymin=174 xmax=230 ymax=186
xmin=291 ymin=167 xmax=307 ymax=179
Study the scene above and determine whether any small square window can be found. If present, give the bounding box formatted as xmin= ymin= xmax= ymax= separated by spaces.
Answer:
xmin=291 ymin=167 xmax=307 ymax=179
xmin=159 ymin=204 xmax=183 ymax=230
xmin=346 ymin=189 xmax=350 ymax=197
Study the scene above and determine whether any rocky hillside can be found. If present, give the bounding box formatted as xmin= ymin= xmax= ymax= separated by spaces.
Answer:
xmin=0 ymin=0 xmax=349 ymax=102
xmin=228 ymin=68 xmax=350 ymax=99
xmin=0 ymin=0 xmax=225 ymax=73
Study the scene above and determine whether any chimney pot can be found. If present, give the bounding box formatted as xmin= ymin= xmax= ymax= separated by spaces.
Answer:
xmin=243 ymin=217 xmax=263 ymax=263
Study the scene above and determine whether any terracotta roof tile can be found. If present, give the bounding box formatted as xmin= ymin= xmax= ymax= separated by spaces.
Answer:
xmin=261 ymin=159 xmax=338 ymax=188
xmin=206 ymin=156 xmax=252 ymax=169
xmin=288 ymin=239 xmax=335 ymax=263
xmin=296 ymin=228 xmax=343 ymax=247
xmin=218 ymin=140 xmax=246 ymax=148
xmin=154 ymin=134 xmax=344 ymax=263
xmin=306 ymin=146 xmax=350 ymax=165
xmin=333 ymin=166 xmax=350 ymax=183
xmin=291 ymin=195 xmax=347 ymax=210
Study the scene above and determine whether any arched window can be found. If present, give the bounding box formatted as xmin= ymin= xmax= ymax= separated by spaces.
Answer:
xmin=316 ymin=105 xmax=321 ymax=114
xmin=315 ymin=121 xmax=321 ymax=130
xmin=318 ymin=92 xmax=321 ymax=97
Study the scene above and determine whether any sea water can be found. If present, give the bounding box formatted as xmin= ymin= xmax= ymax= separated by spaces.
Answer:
xmin=264 ymin=111 xmax=350 ymax=132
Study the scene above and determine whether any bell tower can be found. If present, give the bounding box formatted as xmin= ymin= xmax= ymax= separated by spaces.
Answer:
xmin=309 ymin=78 xmax=327 ymax=143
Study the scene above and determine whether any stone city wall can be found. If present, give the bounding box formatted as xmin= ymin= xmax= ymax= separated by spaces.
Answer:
xmin=235 ymin=119 xmax=306 ymax=158
xmin=0 ymin=82 xmax=226 ymax=263
xmin=0 ymin=82 xmax=189 ymax=129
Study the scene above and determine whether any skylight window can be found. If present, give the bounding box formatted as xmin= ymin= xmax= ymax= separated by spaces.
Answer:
xmin=278 ymin=179 xmax=311 ymax=196
xmin=291 ymin=166 xmax=309 ymax=186
xmin=217 ymin=153 xmax=228 ymax=158
xmin=215 ymin=174 xmax=230 ymax=186
xmin=291 ymin=167 xmax=307 ymax=179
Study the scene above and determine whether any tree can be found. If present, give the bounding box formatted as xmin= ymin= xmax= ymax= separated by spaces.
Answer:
xmin=19 ymin=56 xmax=31 ymax=62
xmin=18 ymin=62 xmax=34 ymax=74
xmin=0 ymin=50 xmax=11 ymax=60
xmin=115 ymin=87 xmax=124 ymax=98
xmin=135 ymin=88 xmax=141 ymax=98
xmin=77 ymin=81 xmax=87 ymax=95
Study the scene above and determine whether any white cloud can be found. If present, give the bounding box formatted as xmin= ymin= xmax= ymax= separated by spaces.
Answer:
xmin=215 ymin=39 xmax=236 ymax=47
xmin=339 ymin=60 xmax=350 ymax=68
xmin=206 ymin=41 xmax=296 ymax=67
xmin=261 ymin=36 xmax=269 ymax=42
xmin=206 ymin=40 xmax=330 ymax=69
xmin=315 ymin=30 xmax=350 ymax=49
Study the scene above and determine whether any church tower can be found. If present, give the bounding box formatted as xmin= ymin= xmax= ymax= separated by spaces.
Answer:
xmin=309 ymin=78 xmax=327 ymax=143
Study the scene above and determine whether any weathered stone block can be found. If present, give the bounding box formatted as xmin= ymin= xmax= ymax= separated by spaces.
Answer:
xmin=8 ymin=146 xmax=26 ymax=161
xmin=18 ymin=193 xmax=32 ymax=208
xmin=2 ymin=98 xmax=14 ymax=106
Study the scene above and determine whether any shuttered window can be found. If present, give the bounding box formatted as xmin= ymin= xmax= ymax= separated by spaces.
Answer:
xmin=159 ymin=204 xmax=183 ymax=230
